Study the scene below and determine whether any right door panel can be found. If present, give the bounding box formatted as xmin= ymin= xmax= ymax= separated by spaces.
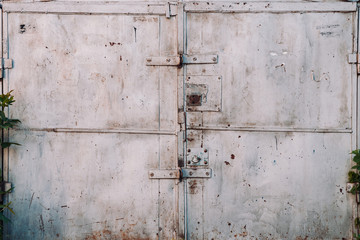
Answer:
xmin=184 ymin=3 xmax=356 ymax=239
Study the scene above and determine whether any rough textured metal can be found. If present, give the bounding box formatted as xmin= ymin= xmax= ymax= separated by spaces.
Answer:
xmin=4 ymin=5 xmax=179 ymax=240
xmin=183 ymin=4 xmax=357 ymax=240
xmin=1 ymin=0 xmax=359 ymax=239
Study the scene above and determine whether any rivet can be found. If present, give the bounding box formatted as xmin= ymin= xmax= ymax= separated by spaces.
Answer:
xmin=147 ymin=58 xmax=152 ymax=62
xmin=212 ymin=57 xmax=217 ymax=61
xmin=204 ymin=149 xmax=208 ymax=153
xmin=204 ymin=160 xmax=208 ymax=164
xmin=166 ymin=58 xmax=171 ymax=62
xmin=188 ymin=149 xmax=191 ymax=152
xmin=169 ymin=172 xmax=173 ymax=176
xmin=150 ymin=172 xmax=154 ymax=177
xmin=193 ymin=57 xmax=197 ymax=61
xmin=206 ymin=172 xmax=210 ymax=176
xmin=189 ymin=171 xmax=193 ymax=176
xmin=187 ymin=161 xmax=191 ymax=164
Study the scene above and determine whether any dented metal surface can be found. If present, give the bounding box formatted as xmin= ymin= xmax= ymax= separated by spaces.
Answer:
xmin=1 ymin=0 xmax=359 ymax=239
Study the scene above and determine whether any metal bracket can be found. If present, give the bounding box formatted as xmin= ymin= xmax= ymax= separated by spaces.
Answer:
xmin=1 ymin=181 xmax=12 ymax=193
xmin=148 ymin=168 xmax=212 ymax=179
xmin=182 ymin=54 xmax=218 ymax=64
xmin=186 ymin=148 xmax=209 ymax=166
xmin=181 ymin=168 xmax=212 ymax=178
xmin=165 ymin=2 xmax=177 ymax=18
xmin=1 ymin=59 xmax=13 ymax=70
xmin=146 ymin=56 xmax=180 ymax=66
xmin=348 ymin=53 xmax=357 ymax=64
xmin=149 ymin=169 xmax=180 ymax=179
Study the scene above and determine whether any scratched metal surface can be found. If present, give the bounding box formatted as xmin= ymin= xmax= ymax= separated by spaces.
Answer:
xmin=183 ymin=6 xmax=356 ymax=240
xmin=185 ymin=12 xmax=354 ymax=130
xmin=4 ymin=9 xmax=178 ymax=240
xmin=186 ymin=131 xmax=353 ymax=239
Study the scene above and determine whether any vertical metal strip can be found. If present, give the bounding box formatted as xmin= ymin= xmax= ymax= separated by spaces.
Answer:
xmin=182 ymin=6 xmax=189 ymax=240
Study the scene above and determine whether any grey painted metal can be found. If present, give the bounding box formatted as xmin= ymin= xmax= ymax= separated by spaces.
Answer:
xmin=3 ymin=4 xmax=180 ymax=239
xmin=1 ymin=0 xmax=359 ymax=239
xmin=182 ymin=1 xmax=358 ymax=239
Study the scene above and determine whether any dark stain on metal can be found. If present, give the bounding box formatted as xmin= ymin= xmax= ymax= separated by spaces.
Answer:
xmin=39 ymin=215 xmax=45 ymax=232
xmin=187 ymin=94 xmax=202 ymax=106
xmin=109 ymin=42 xmax=122 ymax=46
xmin=224 ymin=161 xmax=231 ymax=166
xmin=120 ymin=56 xmax=123 ymax=61
xmin=189 ymin=180 xmax=198 ymax=194
xmin=29 ymin=192 xmax=35 ymax=209
xmin=133 ymin=27 xmax=137 ymax=42
xmin=19 ymin=24 xmax=26 ymax=34
xmin=231 ymin=154 xmax=235 ymax=159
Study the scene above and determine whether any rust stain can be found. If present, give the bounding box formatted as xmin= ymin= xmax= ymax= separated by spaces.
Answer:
xmin=224 ymin=161 xmax=231 ymax=166
xmin=231 ymin=154 xmax=235 ymax=159
xmin=85 ymin=229 xmax=151 ymax=240
xmin=189 ymin=180 xmax=198 ymax=194
xmin=109 ymin=42 xmax=122 ymax=46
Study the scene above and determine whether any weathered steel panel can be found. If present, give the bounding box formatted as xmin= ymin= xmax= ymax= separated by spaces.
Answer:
xmin=186 ymin=11 xmax=355 ymax=130
xmin=182 ymin=4 xmax=356 ymax=240
xmin=186 ymin=131 xmax=353 ymax=239
xmin=4 ymin=4 xmax=179 ymax=239
xmin=7 ymin=13 xmax=177 ymax=131
xmin=7 ymin=131 xmax=177 ymax=239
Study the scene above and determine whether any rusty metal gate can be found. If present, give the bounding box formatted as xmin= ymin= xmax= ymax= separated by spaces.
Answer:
xmin=0 ymin=0 xmax=359 ymax=239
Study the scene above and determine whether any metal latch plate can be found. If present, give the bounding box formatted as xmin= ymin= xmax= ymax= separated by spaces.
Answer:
xmin=181 ymin=168 xmax=212 ymax=178
xmin=149 ymin=169 xmax=180 ymax=179
xmin=182 ymin=54 xmax=218 ymax=64
xmin=186 ymin=148 xmax=209 ymax=166
xmin=146 ymin=56 xmax=180 ymax=66
xmin=186 ymin=75 xmax=222 ymax=112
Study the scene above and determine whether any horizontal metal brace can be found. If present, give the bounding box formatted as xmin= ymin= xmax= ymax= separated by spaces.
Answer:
xmin=148 ymin=168 xmax=212 ymax=179
xmin=3 ymin=2 xmax=178 ymax=16
xmin=181 ymin=168 xmax=212 ymax=178
xmin=182 ymin=54 xmax=218 ymax=64
xmin=146 ymin=56 xmax=180 ymax=66
xmin=149 ymin=169 xmax=180 ymax=179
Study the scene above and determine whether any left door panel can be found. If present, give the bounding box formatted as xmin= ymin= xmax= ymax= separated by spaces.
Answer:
xmin=2 ymin=3 xmax=178 ymax=239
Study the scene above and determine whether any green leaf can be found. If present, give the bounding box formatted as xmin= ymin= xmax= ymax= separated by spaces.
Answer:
xmin=0 ymin=213 xmax=10 ymax=223
xmin=351 ymin=165 xmax=360 ymax=170
xmin=352 ymin=150 xmax=360 ymax=155
xmin=354 ymin=155 xmax=360 ymax=164
xmin=1 ymin=142 xmax=20 ymax=148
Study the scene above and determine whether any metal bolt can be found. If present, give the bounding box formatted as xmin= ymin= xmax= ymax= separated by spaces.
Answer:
xmin=212 ymin=57 xmax=217 ymax=61
xmin=189 ymin=171 xmax=193 ymax=176
xmin=187 ymin=161 xmax=191 ymax=164
xmin=166 ymin=58 xmax=171 ymax=62
xmin=188 ymin=149 xmax=191 ymax=153
xmin=206 ymin=172 xmax=210 ymax=176
xmin=204 ymin=149 xmax=208 ymax=153
xmin=147 ymin=58 xmax=152 ymax=62
xmin=204 ymin=160 xmax=208 ymax=164
xmin=169 ymin=172 xmax=173 ymax=176
xmin=193 ymin=57 xmax=197 ymax=61
xmin=150 ymin=172 xmax=154 ymax=177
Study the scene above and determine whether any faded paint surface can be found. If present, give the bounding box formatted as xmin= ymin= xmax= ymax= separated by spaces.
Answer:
xmin=4 ymin=3 xmax=178 ymax=240
xmin=182 ymin=2 xmax=356 ymax=240
xmin=1 ymin=1 xmax=358 ymax=239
